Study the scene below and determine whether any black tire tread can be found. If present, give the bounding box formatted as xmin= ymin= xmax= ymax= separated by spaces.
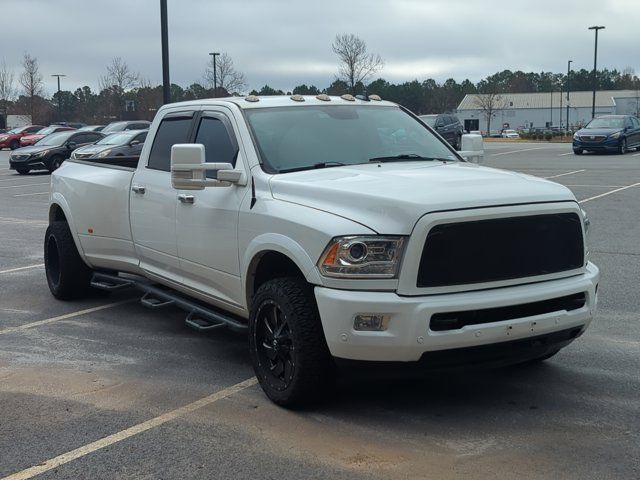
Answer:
xmin=44 ymin=221 xmax=93 ymax=300
xmin=249 ymin=277 xmax=334 ymax=407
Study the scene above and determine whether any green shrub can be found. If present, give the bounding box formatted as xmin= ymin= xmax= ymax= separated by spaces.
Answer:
xmin=545 ymin=133 xmax=553 ymax=141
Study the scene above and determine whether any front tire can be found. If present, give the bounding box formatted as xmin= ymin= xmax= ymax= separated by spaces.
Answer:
xmin=619 ymin=138 xmax=627 ymax=154
xmin=44 ymin=221 xmax=93 ymax=300
xmin=48 ymin=155 xmax=63 ymax=173
xmin=9 ymin=140 xmax=19 ymax=150
xmin=573 ymin=148 xmax=583 ymax=155
xmin=249 ymin=277 xmax=334 ymax=407
xmin=16 ymin=167 xmax=30 ymax=175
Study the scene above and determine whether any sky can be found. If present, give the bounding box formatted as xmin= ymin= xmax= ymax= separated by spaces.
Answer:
xmin=1 ymin=0 xmax=639 ymax=96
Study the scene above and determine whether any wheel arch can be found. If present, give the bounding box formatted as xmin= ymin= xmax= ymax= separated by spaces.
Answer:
xmin=243 ymin=234 xmax=323 ymax=309
xmin=48 ymin=195 xmax=90 ymax=265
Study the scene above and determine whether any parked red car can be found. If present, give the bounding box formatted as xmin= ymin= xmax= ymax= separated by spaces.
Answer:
xmin=20 ymin=125 xmax=75 ymax=147
xmin=0 ymin=125 xmax=46 ymax=150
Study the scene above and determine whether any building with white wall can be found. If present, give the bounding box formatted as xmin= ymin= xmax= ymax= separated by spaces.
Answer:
xmin=456 ymin=90 xmax=640 ymax=133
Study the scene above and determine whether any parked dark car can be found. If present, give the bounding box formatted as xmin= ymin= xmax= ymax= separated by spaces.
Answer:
xmin=77 ymin=125 xmax=106 ymax=132
xmin=9 ymin=130 xmax=103 ymax=174
xmin=20 ymin=125 xmax=76 ymax=147
xmin=0 ymin=125 xmax=46 ymax=149
xmin=418 ymin=114 xmax=464 ymax=149
xmin=102 ymin=120 xmax=151 ymax=134
xmin=71 ymin=130 xmax=147 ymax=160
xmin=573 ymin=115 xmax=640 ymax=155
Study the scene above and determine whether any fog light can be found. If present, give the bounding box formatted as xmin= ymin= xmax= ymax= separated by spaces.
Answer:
xmin=353 ymin=314 xmax=389 ymax=331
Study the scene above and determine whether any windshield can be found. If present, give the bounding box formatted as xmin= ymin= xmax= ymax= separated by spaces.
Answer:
xmin=419 ymin=115 xmax=437 ymax=127
xmin=35 ymin=131 xmax=74 ymax=147
xmin=8 ymin=127 xmax=22 ymax=134
xmin=102 ymin=122 xmax=126 ymax=133
xmin=36 ymin=126 xmax=59 ymax=135
xmin=97 ymin=133 xmax=134 ymax=145
xmin=245 ymin=105 xmax=457 ymax=173
xmin=585 ymin=117 xmax=625 ymax=129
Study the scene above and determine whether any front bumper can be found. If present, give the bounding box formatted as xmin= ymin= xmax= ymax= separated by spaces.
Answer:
xmin=573 ymin=138 xmax=621 ymax=152
xmin=315 ymin=262 xmax=599 ymax=362
xmin=9 ymin=157 xmax=47 ymax=170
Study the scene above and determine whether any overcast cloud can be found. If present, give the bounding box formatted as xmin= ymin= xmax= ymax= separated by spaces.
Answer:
xmin=1 ymin=0 xmax=639 ymax=95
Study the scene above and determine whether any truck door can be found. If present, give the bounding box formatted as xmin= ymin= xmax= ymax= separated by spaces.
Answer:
xmin=130 ymin=111 xmax=196 ymax=278
xmin=175 ymin=110 xmax=248 ymax=308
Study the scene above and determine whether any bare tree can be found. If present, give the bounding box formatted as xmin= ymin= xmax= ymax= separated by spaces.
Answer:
xmin=0 ymin=59 xmax=15 ymax=105
xmin=473 ymin=93 xmax=508 ymax=136
xmin=204 ymin=53 xmax=247 ymax=95
xmin=18 ymin=52 xmax=44 ymax=122
xmin=332 ymin=33 xmax=383 ymax=94
xmin=99 ymin=57 xmax=140 ymax=119
xmin=99 ymin=57 xmax=140 ymax=92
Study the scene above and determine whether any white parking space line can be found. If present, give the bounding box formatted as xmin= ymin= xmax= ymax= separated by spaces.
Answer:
xmin=0 ymin=299 xmax=135 ymax=336
xmin=565 ymin=185 xmax=624 ymax=188
xmin=0 ymin=182 xmax=48 ymax=190
xmin=490 ymin=147 xmax=550 ymax=156
xmin=1 ymin=377 xmax=258 ymax=480
xmin=558 ymin=152 xmax=574 ymax=156
xmin=13 ymin=191 xmax=48 ymax=197
xmin=579 ymin=182 xmax=640 ymax=204
xmin=0 ymin=264 xmax=44 ymax=275
xmin=632 ymin=152 xmax=640 ymax=157
xmin=0 ymin=217 xmax=47 ymax=226
xmin=544 ymin=169 xmax=585 ymax=179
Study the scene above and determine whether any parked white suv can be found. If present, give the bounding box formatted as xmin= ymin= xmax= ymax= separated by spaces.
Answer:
xmin=46 ymin=95 xmax=599 ymax=406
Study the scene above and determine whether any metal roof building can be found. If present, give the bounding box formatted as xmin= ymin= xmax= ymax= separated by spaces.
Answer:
xmin=456 ymin=90 xmax=640 ymax=133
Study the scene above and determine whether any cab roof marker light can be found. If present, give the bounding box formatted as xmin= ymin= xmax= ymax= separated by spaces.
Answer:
xmin=316 ymin=94 xmax=331 ymax=101
xmin=341 ymin=94 xmax=356 ymax=101
xmin=369 ymin=94 xmax=382 ymax=101
xmin=290 ymin=95 xmax=305 ymax=102
xmin=245 ymin=95 xmax=260 ymax=102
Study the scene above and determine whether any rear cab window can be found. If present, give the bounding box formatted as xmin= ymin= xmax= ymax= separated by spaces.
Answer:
xmin=147 ymin=113 xmax=195 ymax=171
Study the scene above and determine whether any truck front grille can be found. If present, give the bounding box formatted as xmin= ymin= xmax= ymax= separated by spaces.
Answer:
xmin=417 ymin=213 xmax=584 ymax=288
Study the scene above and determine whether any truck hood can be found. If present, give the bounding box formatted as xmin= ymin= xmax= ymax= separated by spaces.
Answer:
xmin=269 ymin=161 xmax=577 ymax=233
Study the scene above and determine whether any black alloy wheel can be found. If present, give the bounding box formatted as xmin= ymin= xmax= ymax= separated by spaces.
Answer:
xmin=619 ymin=138 xmax=627 ymax=154
xmin=573 ymin=148 xmax=583 ymax=155
xmin=9 ymin=140 xmax=19 ymax=150
xmin=255 ymin=300 xmax=295 ymax=391
xmin=48 ymin=156 xmax=63 ymax=172
xmin=16 ymin=168 xmax=30 ymax=175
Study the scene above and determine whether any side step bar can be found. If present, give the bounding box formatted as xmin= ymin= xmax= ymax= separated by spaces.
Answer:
xmin=91 ymin=272 xmax=247 ymax=334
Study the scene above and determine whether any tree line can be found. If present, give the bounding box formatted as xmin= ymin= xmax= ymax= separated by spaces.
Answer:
xmin=1 ymin=36 xmax=639 ymax=126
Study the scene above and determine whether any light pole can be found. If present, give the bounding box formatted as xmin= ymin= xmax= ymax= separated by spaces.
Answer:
xmin=209 ymin=52 xmax=220 ymax=97
xmin=588 ymin=26 xmax=605 ymax=119
xmin=566 ymin=60 xmax=572 ymax=131
xmin=160 ymin=0 xmax=171 ymax=104
xmin=51 ymin=74 xmax=66 ymax=121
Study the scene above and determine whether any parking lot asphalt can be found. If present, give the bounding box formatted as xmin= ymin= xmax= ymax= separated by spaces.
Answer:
xmin=0 ymin=142 xmax=638 ymax=480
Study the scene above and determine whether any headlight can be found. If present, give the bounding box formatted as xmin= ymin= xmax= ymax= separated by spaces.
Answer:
xmin=609 ymin=131 xmax=622 ymax=139
xmin=33 ymin=150 xmax=48 ymax=158
xmin=0 ymin=136 xmax=7 ymax=141
xmin=318 ymin=236 xmax=405 ymax=278
xmin=96 ymin=149 xmax=112 ymax=158
xmin=573 ymin=133 xmax=580 ymax=140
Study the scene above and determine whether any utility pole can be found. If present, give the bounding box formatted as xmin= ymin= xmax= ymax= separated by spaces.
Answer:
xmin=588 ymin=26 xmax=605 ymax=119
xmin=566 ymin=60 xmax=572 ymax=131
xmin=560 ymin=86 xmax=563 ymax=130
xmin=209 ymin=52 xmax=220 ymax=97
xmin=550 ymin=89 xmax=553 ymax=127
xmin=51 ymin=74 xmax=66 ymax=122
xmin=160 ymin=0 xmax=171 ymax=104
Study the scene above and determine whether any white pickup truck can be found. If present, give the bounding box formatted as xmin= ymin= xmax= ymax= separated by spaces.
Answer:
xmin=46 ymin=94 xmax=599 ymax=406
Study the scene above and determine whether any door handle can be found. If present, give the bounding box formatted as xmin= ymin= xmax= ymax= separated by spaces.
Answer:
xmin=131 ymin=185 xmax=146 ymax=194
xmin=178 ymin=194 xmax=195 ymax=204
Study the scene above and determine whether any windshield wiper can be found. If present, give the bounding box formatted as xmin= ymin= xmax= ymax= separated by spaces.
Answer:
xmin=368 ymin=154 xmax=451 ymax=163
xmin=279 ymin=161 xmax=347 ymax=173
